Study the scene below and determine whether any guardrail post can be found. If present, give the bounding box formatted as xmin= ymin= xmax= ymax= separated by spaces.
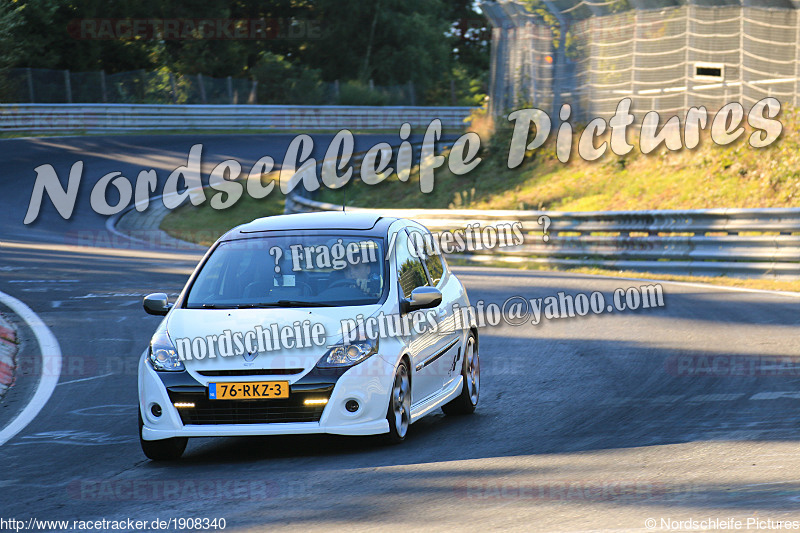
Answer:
xmin=227 ymin=76 xmax=234 ymax=104
xmin=408 ymin=80 xmax=415 ymax=105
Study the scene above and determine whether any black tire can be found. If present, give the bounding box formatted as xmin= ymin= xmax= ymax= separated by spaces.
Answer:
xmin=139 ymin=411 xmax=187 ymax=461
xmin=442 ymin=333 xmax=479 ymax=416
xmin=384 ymin=359 xmax=411 ymax=444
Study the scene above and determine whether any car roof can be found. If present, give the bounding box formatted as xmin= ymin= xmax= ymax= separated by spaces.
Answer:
xmin=223 ymin=211 xmax=399 ymax=240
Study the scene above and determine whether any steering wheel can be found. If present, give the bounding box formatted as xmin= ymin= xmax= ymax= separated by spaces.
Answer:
xmin=298 ymin=281 xmax=313 ymax=296
xmin=327 ymin=279 xmax=359 ymax=290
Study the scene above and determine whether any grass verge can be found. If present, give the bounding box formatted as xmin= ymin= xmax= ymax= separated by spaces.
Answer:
xmin=160 ymin=183 xmax=285 ymax=247
xmin=317 ymin=106 xmax=800 ymax=211
xmin=159 ymin=106 xmax=800 ymax=291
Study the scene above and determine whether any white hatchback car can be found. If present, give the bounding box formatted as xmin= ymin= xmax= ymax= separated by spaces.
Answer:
xmin=138 ymin=212 xmax=479 ymax=460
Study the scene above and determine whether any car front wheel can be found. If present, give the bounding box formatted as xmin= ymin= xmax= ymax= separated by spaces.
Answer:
xmin=139 ymin=411 xmax=187 ymax=461
xmin=385 ymin=359 xmax=411 ymax=443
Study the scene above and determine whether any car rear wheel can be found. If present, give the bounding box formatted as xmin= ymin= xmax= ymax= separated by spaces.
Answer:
xmin=385 ymin=359 xmax=411 ymax=443
xmin=139 ymin=411 xmax=187 ymax=461
xmin=442 ymin=333 xmax=479 ymax=416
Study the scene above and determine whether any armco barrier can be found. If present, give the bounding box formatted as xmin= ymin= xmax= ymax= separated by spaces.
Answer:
xmin=0 ymin=104 xmax=475 ymax=133
xmin=285 ymin=192 xmax=800 ymax=279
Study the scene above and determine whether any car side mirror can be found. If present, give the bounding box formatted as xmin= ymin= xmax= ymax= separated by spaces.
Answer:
xmin=143 ymin=293 xmax=172 ymax=316
xmin=402 ymin=287 xmax=442 ymax=313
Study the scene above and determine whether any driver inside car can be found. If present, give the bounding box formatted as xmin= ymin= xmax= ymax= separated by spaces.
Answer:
xmin=343 ymin=260 xmax=378 ymax=295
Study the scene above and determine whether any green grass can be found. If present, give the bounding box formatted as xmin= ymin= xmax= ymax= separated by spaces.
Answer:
xmin=316 ymin=106 xmax=800 ymax=211
xmin=161 ymin=182 xmax=285 ymax=246
xmin=159 ymin=106 xmax=800 ymax=292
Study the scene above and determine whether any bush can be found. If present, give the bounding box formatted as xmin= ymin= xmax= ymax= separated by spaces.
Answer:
xmin=250 ymin=52 xmax=324 ymax=105
xmin=337 ymin=81 xmax=392 ymax=106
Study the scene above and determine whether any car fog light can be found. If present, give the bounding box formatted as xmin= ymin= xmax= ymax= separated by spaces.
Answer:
xmin=345 ymin=400 xmax=360 ymax=413
xmin=151 ymin=404 xmax=162 ymax=417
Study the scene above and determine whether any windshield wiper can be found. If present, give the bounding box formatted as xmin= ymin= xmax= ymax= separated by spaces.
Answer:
xmin=277 ymin=300 xmax=331 ymax=307
xmin=235 ymin=300 xmax=331 ymax=308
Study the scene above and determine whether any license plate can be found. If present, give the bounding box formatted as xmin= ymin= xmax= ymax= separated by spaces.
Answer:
xmin=208 ymin=381 xmax=289 ymax=400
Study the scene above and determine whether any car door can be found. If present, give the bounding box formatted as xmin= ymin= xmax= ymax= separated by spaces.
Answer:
xmin=412 ymin=226 xmax=463 ymax=392
xmin=394 ymin=228 xmax=443 ymax=404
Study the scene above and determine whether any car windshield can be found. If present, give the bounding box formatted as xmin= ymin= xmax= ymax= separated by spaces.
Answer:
xmin=185 ymin=234 xmax=386 ymax=309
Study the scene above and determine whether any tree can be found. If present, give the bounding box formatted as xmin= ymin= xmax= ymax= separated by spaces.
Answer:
xmin=303 ymin=0 xmax=451 ymax=94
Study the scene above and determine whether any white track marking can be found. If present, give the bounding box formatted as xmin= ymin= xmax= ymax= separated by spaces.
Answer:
xmin=0 ymin=291 xmax=62 ymax=446
xmin=56 ymin=372 xmax=115 ymax=387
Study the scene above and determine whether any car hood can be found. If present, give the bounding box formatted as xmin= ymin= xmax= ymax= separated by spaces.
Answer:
xmin=165 ymin=305 xmax=382 ymax=379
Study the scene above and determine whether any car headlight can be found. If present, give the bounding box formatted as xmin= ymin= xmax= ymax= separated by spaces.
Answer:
xmin=148 ymin=329 xmax=185 ymax=372
xmin=317 ymin=338 xmax=378 ymax=368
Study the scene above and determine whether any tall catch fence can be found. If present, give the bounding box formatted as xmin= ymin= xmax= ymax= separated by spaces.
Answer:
xmin=481 ymin=0 xmax=800 ymax=122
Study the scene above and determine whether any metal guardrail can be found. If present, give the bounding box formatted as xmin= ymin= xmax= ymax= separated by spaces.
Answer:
xmin=286 ymin=191 xmax=800 ymax=279
xmin=0 ymin=104 xmax=475 ymax=133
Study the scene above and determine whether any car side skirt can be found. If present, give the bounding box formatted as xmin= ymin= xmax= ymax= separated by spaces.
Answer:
xmin=410 ymin=375 xmax=464 ymax=423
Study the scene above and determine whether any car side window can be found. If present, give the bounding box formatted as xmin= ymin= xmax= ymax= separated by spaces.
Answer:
xmin=394 ymin=229 xmax=429 ymax=299
xmin=407 ymin=226 xmax=444 ymax=287
xmin=424 ymin=248 xmax=444 ymax=286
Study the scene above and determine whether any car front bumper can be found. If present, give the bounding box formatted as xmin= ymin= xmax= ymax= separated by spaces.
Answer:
xmin=138 ymin=353 xmax=394 ymax=440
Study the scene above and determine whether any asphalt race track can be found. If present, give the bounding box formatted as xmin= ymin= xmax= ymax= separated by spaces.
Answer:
xmin=2 ymin=135 xmax=800 ymax=532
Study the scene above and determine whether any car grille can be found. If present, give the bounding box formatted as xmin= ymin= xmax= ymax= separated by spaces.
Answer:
xmin=167 ymin=388 xmax=332 ymax=425
xmin=196 ymin=369 xmax=304 ymax=377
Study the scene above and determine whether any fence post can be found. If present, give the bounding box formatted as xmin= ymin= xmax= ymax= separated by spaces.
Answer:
xmin=631 ymin=10 xmax=638 ymax=113
xmin=227 ymin=76 xmax=233 ymax=104
xmin=369 ymin=79 xmax=374 ymax=91
xmin=100 ymin=70 xmax=108 ymax=103
xmin=169 ymin=72 xmax=177 ymax=104
xmin=197 ymin=73 xmax=207 ymax=104
xmin=541 ymin=0 xmax=567 ymax=119
xmin=795 ymin=9 xmax=800 ymax=107
xmin=450 ymin=79 xmax=456 ymax=106
xmin=248 ymin=80 xmax=257 ymax=104
xmin=492 ymin=26 xmax=503 ymax=117
xmin=26 ymin=68 xmax=34 ymax=103
xmin=739 ymin=7 xmax=744 ymax=104
xmin=64 ymin=69 xmax=72 ymax=104
xmin=408 ymin=80 xmax=415 ymax=106
xmin=683 ymin=5 xmax=689 ymax=115
xmin=334 ymin=79 xmax=340 ymax=103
